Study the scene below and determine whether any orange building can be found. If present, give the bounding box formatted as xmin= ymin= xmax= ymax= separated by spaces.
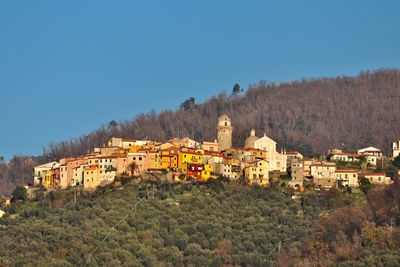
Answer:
xmin=127 ymin=152 xmax=149 ymax=175
xmin=116 ymin=155 xmax=129 ymax=175
xmin=83 ymin=165 xmax=100 ymax=188
xmin=148 ymin=151 xmax=161 ymax=170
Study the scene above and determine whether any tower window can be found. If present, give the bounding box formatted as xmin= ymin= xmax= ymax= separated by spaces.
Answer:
xmin=225 ymin=122 xmax=227 ymax=126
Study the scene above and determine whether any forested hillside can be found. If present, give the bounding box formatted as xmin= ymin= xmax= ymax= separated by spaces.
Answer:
xmin=278 ymin=180 xmax=400 ymax=266
xmin=0 ymin=182 xmax=325 ymax=266
xmin=40 ymin=68 xmax=400 ymax=160
xmin=2 ymin=68 xmax=400 ymax=197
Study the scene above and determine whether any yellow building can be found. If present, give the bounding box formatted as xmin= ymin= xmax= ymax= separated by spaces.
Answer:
xmin=83 ymin=165 xmax=100 ymax=189
xmin=41 ymin=172 xmax=53 ymax=188
xmin=244 ymin=159 xmax=269 ymax=186
xmin=178 ymin=151 xmax=203 ymax=170
xmin=159 ymin=150 xmax=179 ymax=170
xmin=202 ymin=141 xmax=219 ymax=152
xmin=181 ymin=162 xmax=213 ymax=181
xmin=202 ymin=164 xmax=213 ymax=180
xmin=335 ymin=169 xmax=358 ymax=187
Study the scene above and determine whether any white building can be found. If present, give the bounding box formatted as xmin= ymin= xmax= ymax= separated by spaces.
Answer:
xmin=33 ymin=162 xmax=60 ymax=186
xmin=310 ymin=162 xmax=337 ymax=189
xmin=108 ymin=137 xmax=149 ymax=149
xmin=365 ymin=173 xmax=392 ymax=185
xmin=357 ymin=147 xmax=384 ymax=166
xmin=393 ymin=140 xmax=400 ymax=159
xmin=244 ymin=129 xmax=287 ymax=172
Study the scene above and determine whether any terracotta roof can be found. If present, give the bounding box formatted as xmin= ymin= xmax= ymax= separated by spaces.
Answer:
xmin=246 ymin=159 xmax=269 ymax=164
xmin=97 ymin=155 xmax=119 ymax=159
xmin=180 ymin=151 xmax=202 ymax=155
xmin=286 ymin=151 xmax=299 ymax=154
xmin=335 ymin=169 xmax=358 ymax=173
xmin=204 ymin=150 xmax=223 ymax=156
xmin=311 ymin=164 xmax=336 ymax=167
xmin=228 ymin=147 xmax=248 ymax=151
xmin=84 ymin=166 xmax=98 ymax=171
xmin=333 ymin=153 xmax=361 ymax=157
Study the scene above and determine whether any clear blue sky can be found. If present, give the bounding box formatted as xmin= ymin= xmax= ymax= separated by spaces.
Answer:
xmin=0 ymin=0 xmax=399 ymax=160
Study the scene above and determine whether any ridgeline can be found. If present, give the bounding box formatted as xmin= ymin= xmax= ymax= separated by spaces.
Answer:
xmin=2 ymin=68 xmax=400 ymax=196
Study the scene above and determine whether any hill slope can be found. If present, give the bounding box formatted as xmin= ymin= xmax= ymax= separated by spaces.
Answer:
xmin=0 ymin=182 xmax=324 ymax=266
xmin=2 ymin=68 xmax=400 ymax=197
xmin=41 ymin=68 xmax=400 ymax=161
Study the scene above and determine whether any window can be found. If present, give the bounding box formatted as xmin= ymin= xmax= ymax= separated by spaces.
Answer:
xmin=139 ymin=157 xmax=142 ymax=160
xmin=225 ymin=122 xmax=227 ymax=126
xmin=133 ymin=157 xmax=136 ymax=161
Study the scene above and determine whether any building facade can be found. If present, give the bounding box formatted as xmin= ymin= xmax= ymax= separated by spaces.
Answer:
xmin=217 ymin=114 xmax=233 ymax=151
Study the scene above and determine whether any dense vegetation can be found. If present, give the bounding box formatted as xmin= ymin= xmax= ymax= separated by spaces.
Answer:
xmin=0 ymin=181 xmax=326 ymax=266
xmin=278 ymin=180 xmax=400 ymax=266
xmin=2 ymin=68 xmax=400 ymax=196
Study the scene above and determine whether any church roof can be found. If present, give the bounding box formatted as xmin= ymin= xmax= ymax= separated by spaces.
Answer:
xmin=218 ymin=114 xmax=230 ymax=121
xmin=244 ymin=135 xmax=259 ymax=148
xmin=254 ymin=133 xmax=277 ymax=145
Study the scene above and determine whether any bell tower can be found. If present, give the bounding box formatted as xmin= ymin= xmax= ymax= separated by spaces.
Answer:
xmin=217 ymin=114 xmax=233 ymax=151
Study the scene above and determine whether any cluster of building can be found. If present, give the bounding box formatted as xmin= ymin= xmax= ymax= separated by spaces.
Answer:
xmin=32 ymin=114 xmax=398 ymax=191
xmin=288 ymin=146 xmax=393 ymax=189
xmin=33 ymin=115 xmax=287 ymax=189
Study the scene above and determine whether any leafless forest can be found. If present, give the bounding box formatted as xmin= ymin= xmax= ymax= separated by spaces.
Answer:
xmin=1 ymin=69 xmax=400 ymax=196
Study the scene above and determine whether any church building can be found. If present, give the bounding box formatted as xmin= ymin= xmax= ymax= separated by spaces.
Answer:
xmin=244 ymin=129 xmax=287 ymax=172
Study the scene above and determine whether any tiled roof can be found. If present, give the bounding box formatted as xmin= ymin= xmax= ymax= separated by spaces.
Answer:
xmin=365 ymin=173 xmax=385 ymax=176
xmin=335 ymin=169 xmax=358 ymax=173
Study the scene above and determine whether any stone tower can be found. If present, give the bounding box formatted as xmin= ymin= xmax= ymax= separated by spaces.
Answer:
xmin=217 ymin=114 xmax=233 ymax=151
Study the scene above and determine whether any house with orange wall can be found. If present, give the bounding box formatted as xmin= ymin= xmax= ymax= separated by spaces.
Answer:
xmin=127 ymin=152 xmax=148 ymax=175
xmin=83 ymin=165 xmax=100 ymax=188
xmin=148 ymin=151 xmax=161 ymax=170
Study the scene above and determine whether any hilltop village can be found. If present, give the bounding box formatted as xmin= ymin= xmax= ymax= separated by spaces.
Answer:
xmin=31 ymin=114 xmax=397 ymax=192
